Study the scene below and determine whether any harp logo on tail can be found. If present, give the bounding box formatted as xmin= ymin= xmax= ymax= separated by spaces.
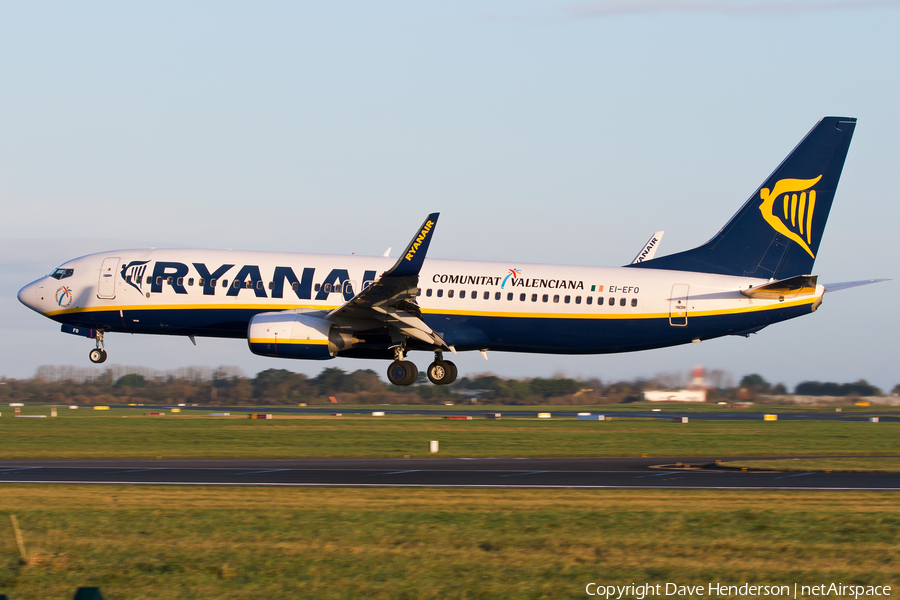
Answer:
xmin=759 ymin=175 xmax=822 ymax=258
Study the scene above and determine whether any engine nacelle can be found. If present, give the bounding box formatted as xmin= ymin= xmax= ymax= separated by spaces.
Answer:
xmin=247 ymin=312 xmax=356 ymax=360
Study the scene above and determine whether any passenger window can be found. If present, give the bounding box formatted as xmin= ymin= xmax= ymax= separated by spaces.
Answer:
xmin=575 ymin=296 xmax=581 ymax=304
xmin=246 ymin=280 xmax=253 ymax=289
xmin=233 ymin=280 xmax=241 ymax=289
xmin=520 ymin=293 xmax=526 ymax=301
xmin=222 ymin=279 xmax=228 ymax=288
xmin=324 ymin=283 xmax=332 ymax=293
xmin=188 ymin=278 xmax=194 ymax=286
xmin=542 ymin=294 xmax=549 ymax=302
xmin=553 ymin=295 xmax=559 ymax=303
xmin=586 ymin=297 xmax=593 ymax=305
xmin=437 ymin=289 xmax=443 ymax=297
xmin=448 ymin=290 xmax=455 ymax=298
xmin=177 ymin=277 xmax=184 ymax=286
xmin=146 ymin=276 xmax=152 ymax=284
xmin=608 ymin=297 xmax=614 ymax=305
xmin=416 ymin=288 xmax=421 ymax=296
xmin=315 ymin=284 xmax=321 ymax=292
xmin=471 ymin=291 xmax=477 ymax=299
xmin=620 ymin=298 xmax=627 ymax=307
xmin=207 ymin=278 xmax=214 ymax=287
xmin=345 ymin=284 xmax=353 ymax=295
xmin=426 ymin=289 xmax=433 ymax=297
xmin=256 ymin=281 xmax=263 ymax=290
xmin=268 ymin=281 xmax=274 ymax=289
xmin=156 ymin=277 xmax=162 ymax=286
xmin=564 ymin=295 xmax=570 ymax=304
xmin=507 ymin=293 xmax=513 ymax=301
xmin=167 ymin=277 xmax=174 ymax=285
xmin=631 ymin=298 xmax=638 ymax=307
xmin=598 ymin=297 xmax=604 ymax=306
xmin=532 ymin=294 xmax=538 ymax=302
xmin=460 ymin=290 xmax=466 ymax=299
xmin=493 ymin=292 xmax=499 ymax=300
xmin=292 ymin=282 xmax=299 ymax=290
xmin=335 ymin=283 xmax=343 ymax=293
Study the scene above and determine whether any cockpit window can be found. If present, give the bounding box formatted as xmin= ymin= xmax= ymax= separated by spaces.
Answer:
xmin=49 ymin=268 xmax=74 ymax=280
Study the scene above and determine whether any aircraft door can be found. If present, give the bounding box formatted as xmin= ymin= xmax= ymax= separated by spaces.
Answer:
xmin=97 ymin=257 xmax=120 ymax=299
xmin=669 ymin=284 xmax=689 ymax=327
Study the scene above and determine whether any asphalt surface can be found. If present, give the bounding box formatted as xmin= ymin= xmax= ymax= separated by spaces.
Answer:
xmin=1 ymin=457 xmax=897 ymax=490
xmin=107 ymin=404 xmax=900 ymax=422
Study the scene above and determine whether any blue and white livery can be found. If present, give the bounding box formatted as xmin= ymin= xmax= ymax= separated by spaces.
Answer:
xmin=18 ymin=117 xmax=885 ymax=385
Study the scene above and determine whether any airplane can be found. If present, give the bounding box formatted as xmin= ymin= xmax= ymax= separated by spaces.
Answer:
xmin=18 ymin=116 xmax=886 ymax=386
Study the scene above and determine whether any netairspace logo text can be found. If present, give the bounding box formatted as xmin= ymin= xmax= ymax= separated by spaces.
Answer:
xmin=585 ymin=582 xmax=892 ymax=599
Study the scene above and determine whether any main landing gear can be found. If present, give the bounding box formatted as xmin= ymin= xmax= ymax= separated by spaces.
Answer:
xmin=427 ymin=351 xmax=457 ymax=385
xmin=386 ymin=348 xmax=457 ymax=386
xmin=88 ymin=331 xmax=107 ymax=364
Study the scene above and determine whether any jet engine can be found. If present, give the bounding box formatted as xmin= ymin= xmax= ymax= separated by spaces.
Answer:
xmin=247 ymin=312 xmax=357 ymax=360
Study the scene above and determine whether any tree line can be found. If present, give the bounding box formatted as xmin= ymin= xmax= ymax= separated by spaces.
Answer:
xmin=0 ymin=366 xmax=894 ymax=406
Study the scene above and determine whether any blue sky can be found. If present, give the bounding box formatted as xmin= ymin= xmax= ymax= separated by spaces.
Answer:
xmin=2 ymin=1 xmax=898 ymax=390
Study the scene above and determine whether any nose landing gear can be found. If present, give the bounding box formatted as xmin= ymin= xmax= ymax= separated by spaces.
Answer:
xmin=88 ymin=331 xmax=108 ymax=364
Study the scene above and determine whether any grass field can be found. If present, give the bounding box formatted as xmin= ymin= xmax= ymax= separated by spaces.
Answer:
xmin=1 ymin=408 xmax=899 ymax=459
xmin=0 ymin=486 xmax=898 ymax=600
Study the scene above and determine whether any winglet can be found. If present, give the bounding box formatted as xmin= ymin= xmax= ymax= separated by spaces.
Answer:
xmin=383 ymin=213 xmax=439 ymax=278
xmin=631 ymin=231 xmax=664 ymax=264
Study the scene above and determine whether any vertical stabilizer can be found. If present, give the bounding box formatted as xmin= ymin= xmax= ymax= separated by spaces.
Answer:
xmin=629 ymin=117 xmax=856 ymax=279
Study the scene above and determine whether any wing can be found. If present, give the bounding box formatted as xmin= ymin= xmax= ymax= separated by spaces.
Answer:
xmin=326 ymin=213 xmax=450 ymax=349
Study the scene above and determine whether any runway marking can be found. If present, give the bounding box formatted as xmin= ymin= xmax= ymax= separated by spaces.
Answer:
xmin=0 ymin=467 xmax=42 ymax=473
xmin=108 ymin=468 xmax=166 ymax=474
xmin=234 ymin=469 xmax=293 ymax=475
xmin=775 ymin=472 xmax=814 ymax=480
xmin=635 ymin=471 xmax=678 ymax=478
xmin=499 ymin=471 xmax=551 ymax=478
xmin=372 ymin=470 xmax=421 ymax=476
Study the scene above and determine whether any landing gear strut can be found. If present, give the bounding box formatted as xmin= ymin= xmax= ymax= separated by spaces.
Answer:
xmin=387 ymin=345 xmax=418 ymax=386
xmin=427 ymin=351 xmax=457 ymax=385
xmin=89 ymin=331 xmax=107 ymax=364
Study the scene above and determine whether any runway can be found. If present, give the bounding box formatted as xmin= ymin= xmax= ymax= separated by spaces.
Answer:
xmin=109 ymin=405 xmax=900 ymax=422
xmin=0 ymin=457 xmax=897 ymax=490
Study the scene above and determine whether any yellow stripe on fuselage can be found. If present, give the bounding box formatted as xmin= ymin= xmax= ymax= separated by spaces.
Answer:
xmin=46 ymin=295 xmax=820 ymax=321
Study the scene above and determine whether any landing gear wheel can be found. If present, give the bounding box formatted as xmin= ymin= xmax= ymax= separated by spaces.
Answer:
xmin=89 ymin=348 xmax=107 ymax=364
xmin=427 ymin=360 xmax=457 ymax=385
xmin=443 ymin=360 xmax=458 ymax=384
xmin=387 ymin=360 xmax=418 ymax=386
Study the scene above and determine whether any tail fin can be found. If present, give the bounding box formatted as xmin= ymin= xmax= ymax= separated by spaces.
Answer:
xmin=629 ymin=117 xmax=856 ymax=279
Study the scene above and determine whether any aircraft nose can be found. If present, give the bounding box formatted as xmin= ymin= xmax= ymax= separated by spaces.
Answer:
xmin=17 ymin=280 xmax=41 ymax=313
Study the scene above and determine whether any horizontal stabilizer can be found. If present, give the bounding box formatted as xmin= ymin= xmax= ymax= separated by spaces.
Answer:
xmin=631 ymin=231 xmax=664 ymax=264
xmin=741 ymin=275 xmax=817 ymax=300
xmin=823 ymin=278 xmax=889 ymax=293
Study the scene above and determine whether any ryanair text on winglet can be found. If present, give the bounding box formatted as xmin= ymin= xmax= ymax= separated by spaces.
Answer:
xmin=405 ymin=220 xmax=435 ymax=262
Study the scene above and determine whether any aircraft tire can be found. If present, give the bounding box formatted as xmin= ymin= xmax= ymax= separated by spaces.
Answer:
xmin=387 ymin=360 xmax=417 ymax=386
xmin=89 ymin=349 xmax=106 ymax=364
xmin=427 ymin=360 xmax=456 ymax=385
xmin=444 ymin=360 xmax=458 ymax=384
